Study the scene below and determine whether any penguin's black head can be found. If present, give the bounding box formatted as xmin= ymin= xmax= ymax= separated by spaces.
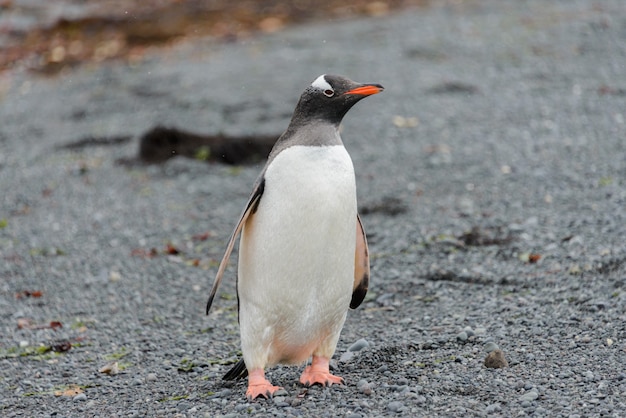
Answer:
xmin=291 ymin=74 xmax=384 ymax=126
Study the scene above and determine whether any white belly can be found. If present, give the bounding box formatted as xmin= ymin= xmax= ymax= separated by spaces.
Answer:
xmin=238 ymin=145 xmax=357 ymax=366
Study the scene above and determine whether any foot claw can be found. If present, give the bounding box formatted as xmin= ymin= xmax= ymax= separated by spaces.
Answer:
xmin=300 ymin=367 xmax=345 ymax=387
xmin=246 ymin=369 xmax=282 ymax=401
xmin=246 ymin=382 xmax=283 ymax=401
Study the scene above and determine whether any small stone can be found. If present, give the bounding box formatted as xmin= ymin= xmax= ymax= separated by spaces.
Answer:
xmin=290 ymin=398 xmax=303 ymax=407
xmin=485 ymin=402 xmax=501 ymax=414
xmin=274 ymin=388 xmax=288 ymax=397
xmin=484 ymin=349 xmax=508 ymax=368
xmin=73 ymin=393 xmax=87 ymax=402
xmin=484 ymin=342 xmax=499 ymax=353
xmin=357 ymin=379 xmax=369 ymax=389
xmin=569 ymin=264 xmax=581 ymax=275
xmin=99 ymin=362 xmax=119 ymax=375
xmin=519 ymin=389 xmax=539 ymax=402
xmin=348 ymin=338 xmax=370 ymax=352
xmin=456 ymin=331 xmax=468 ymax=342
xmin=146 ymin=373 xmax=158 ymax=382
xmin=177 ymin=401 xmax=191 ymax=411
xmin=423 ymin=340 xmax=437 ymax=349
xmin=387 ymin=401 xmax=404 ymax=413
xmin=357 ymin=379 xmax=372 ymax=396
xmin=463 ymin=326 xmax=475 ymax=337
xmin=340 ymin=351 xmax=355 ymax=362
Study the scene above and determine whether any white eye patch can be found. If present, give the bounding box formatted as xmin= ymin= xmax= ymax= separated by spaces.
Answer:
xmin=311 ymin=74 xmax=333 ymax=92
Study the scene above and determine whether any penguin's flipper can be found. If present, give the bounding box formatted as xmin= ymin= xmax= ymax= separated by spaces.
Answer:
xmin=350 ymin=214 xmax=370 ymax=309
xmin=206 ymin=178 xmax=265 ymax=315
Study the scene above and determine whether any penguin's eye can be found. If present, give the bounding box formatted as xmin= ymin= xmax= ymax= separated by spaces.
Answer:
xmin=323 ymin=89 xmax=335 ymax=97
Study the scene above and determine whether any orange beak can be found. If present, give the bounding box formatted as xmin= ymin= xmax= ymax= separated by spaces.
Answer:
xmin=345 ymin=84 xmax=384 ymax=96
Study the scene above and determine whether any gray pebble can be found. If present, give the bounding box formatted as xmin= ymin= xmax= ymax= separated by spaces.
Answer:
xmin=146 ymin=373 xmax=157 ymax=382
xmin=177 ymin=401 xmax=190 ymax=411
xmin=484 ymin=342 xmax=499 ymax=353
xmin=73 ymin=393 xmax=87 ymax=402
xmin=423 ymin=340 xmax=438 ymax=349
xmin=346 ymin=414 xmax=362 ymax=418
xmin=456 ymin=331 xmax=468 ymax=342
xmin=485 ymin=402 xmax=502 ymax=414
xmin=358 ymin=381 xmax=373 ymax=396
xmin=519 ymin=389 xmax=539 ymax=402
xmin=274 ymin=388 xmax=289 ymax=397
xmin=357 ymin=379 xmax=369 ymax=389
xmin=387 ymin=401 xmax=404 ymax=413
xmin=348 ymin=338 xmax=370 ymax=352
xmin=340 ymin=351 xmax=355 ymax=362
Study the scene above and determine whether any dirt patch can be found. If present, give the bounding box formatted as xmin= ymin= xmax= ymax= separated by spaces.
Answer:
xmin=135 ymin=125 xmax=277 ymax=165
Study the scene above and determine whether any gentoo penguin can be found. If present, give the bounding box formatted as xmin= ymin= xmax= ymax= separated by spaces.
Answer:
xmin=206 ymin=74 xmax=383 ymax=400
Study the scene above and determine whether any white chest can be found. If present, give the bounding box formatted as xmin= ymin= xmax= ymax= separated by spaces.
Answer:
xmin=264 ymin=145 xmax=356 ymax=211
xmin=238 ymin=146 xmax=357 ymax=321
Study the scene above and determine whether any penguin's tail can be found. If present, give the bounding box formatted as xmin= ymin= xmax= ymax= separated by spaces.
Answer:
xmin=223 ymin=358 xmax=248 ymax=380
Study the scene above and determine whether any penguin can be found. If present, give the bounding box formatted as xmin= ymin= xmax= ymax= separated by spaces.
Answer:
xmin=206 ymin=74 xmax=383 ymax=400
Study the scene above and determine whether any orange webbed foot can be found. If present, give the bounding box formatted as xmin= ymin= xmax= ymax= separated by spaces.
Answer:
xmin=246 ymin=369 xmax=283 ymax=401
xmin=299 ymin=356 xmax=345 ymax=387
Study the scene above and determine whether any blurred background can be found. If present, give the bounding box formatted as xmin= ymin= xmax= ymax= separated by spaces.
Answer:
xmin=0 ymin=0 xmax=429 ymax=75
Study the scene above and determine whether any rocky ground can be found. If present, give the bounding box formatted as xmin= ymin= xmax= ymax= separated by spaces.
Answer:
xmin=1 ymin=0 xmax=625 ymax=416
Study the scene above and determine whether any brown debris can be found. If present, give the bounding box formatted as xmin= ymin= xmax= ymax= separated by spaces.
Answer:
xmin=484 ymin=349 xmax=509 ymax=368
xmin=15 ymin=290 xmax=43 ymax=299
xmin=17 ymin=319 xmax=63 ymax=331
xmin=54 ymin=385 xmax=83 ymax=397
